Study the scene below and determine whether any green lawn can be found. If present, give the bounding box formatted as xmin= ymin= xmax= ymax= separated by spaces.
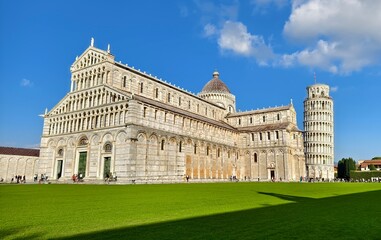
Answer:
xmin=1 ymin=182 xmax=381 ymax=240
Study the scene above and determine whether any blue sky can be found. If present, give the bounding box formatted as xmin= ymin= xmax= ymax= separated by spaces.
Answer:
xmin=0 ymin=0 xmax=380 ymax=162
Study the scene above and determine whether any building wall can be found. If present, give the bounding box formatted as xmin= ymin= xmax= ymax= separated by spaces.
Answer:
xmin=0 ymin=154 xmax=39 ymax=182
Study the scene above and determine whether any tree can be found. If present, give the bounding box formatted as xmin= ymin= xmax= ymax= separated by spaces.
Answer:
xmin=372 ymin=157 xmax=381 ymax=160
xmin=337 ymin=158 xmax=356 ymax=180
xmin=369 ymin=164 xmax=376 ymax=171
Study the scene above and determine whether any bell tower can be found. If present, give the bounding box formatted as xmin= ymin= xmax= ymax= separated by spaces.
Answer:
xmin=304 ymin=83 xmax=334 ymax=180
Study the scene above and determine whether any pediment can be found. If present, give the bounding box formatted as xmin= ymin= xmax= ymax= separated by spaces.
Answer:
xmin=46 ymin=85 xmax=131 ymax=117
xmin=70 ymin=46 xmax=115 ymax=72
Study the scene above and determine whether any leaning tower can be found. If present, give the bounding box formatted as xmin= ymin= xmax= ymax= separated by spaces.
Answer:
xmin=304 ymin=84 xmax=334 ymax=180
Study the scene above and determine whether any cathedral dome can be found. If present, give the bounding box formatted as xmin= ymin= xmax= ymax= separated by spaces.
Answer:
xmin=201 ymin=71 xmax=231 ymax=94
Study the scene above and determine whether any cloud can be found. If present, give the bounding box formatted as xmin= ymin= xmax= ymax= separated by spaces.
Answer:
xmin=330 ymin=86 xmax=338 ymax=93
xmin=207 ymin=21 xmax=275 ymax=65
xmin=251 ymin=0 xmax=289 ymax=11
xmin=282 ymin=0 xmax=381 ymax=73
xmin=204 ymin=23 xmax=217 ymax=37
xmin=20 ymin=78 xmax=33 ymax=87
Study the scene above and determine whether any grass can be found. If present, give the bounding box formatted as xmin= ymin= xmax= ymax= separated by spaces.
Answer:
xmin=1 ymin=182 xmax=381 ymax=240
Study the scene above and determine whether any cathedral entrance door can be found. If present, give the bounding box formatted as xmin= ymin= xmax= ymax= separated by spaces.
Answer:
xmin=270 ymin=170 xmax=275 ymax=180
xmin=78 ymin=152 xmax=87 ymax=179
xmin=56 ymin=160 xmax=63 ymax=179
xmin=104 ymin=157 xmax=111 ymax=179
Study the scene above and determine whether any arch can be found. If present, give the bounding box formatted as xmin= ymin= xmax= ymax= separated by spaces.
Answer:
xmin=103 ymin=142 xmax=112 ymax=153
xmin=77 ymin=135 xmax=89 ymax=146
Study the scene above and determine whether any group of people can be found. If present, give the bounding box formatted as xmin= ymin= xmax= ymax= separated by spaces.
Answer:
xmin=71 ymin=174 xmax=84 ymax=183
xmin=104 ymin=172 xmax=117 ymax=183
xmin=11 ymin=175 xmax=26 ymax=183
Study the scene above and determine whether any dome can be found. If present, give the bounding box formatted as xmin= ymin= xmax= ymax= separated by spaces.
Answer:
xmin=201 ymin=71 xmax=231 ymax=94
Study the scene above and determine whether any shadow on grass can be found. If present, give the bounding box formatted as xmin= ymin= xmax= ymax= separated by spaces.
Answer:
xmin=51 ymin=189 xmax=381 ymax=240
xmin=3 ymin=190 xmax=381 ymax=240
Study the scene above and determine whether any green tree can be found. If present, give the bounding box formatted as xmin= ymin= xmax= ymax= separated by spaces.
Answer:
xmin=337 ymin=158 xmax=356 ymax=180
xmin=369 ymin=164 xmax=376 ymax=170
xmin=372 ymin=157 xmax=381 ymax=160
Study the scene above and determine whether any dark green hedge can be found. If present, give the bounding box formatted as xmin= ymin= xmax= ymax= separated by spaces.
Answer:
xmin=350 ymin=171 xmax=381 ymax=180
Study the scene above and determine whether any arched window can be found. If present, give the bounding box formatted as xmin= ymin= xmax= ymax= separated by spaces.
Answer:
xmin=57 ymin=148 xmax=64 ymax=157
xmin=78 ymin=137 xmax=88 ymax=146
xmin=123 ymin=76 xmax=127 ymax=87
xmin=217 ymin=148 xmax=220 ymax=157
xmin=194 ymin=144 xmax=197 ymax=154
xmin=254 ymin=153 xmax=258 ymax=163
xmin=277 ymin=113 xmax=280 ymax=121
xmin=104 ymin=143 xmax=112 ymax=153
xmin=161 ymin=139 xmax=165 ymax=150
xmin=206 ymin=146 xmax=210 ymax=156
xmin=179 ymin=141 xmax=182 ymax=152
xmin=139 ymin=82 xmax=143 ymax=93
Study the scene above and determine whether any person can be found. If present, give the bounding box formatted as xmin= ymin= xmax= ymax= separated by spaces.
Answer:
xmin=186 ymin=175 xmax=189 ymax=182
xmin=72 ymin=174 xmax=76 ymax=183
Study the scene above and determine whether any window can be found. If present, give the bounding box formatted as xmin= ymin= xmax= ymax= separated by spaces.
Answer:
xmin=154 ymin=110 xmax=157 ymax=119
xmin=155 ymin=88 xmax=159 ymax=98
xmin=206 ymin=146 xmax=210 ymax=156
xmin=78 ymin=137 xmax=88 ymax=146
xmin=179 ymin=97 xmax=181 ymax=106
xmin=277 ymin=113 xmax=280 ymax=121
xmin=254 ymin=153 xmax=258 ymax=163
xmin=139 ymin=82 xmax=143 ymax=93
xmin=259 ymin=133 xmax=262 ymax=141
xmin=57 ymin=148 xmax=64 ymax=157
xmin=276 ymin=131 xmax=279 ymax=140
xmin=263 ymin=116 xmax=266 ymax=122
xmin=143 ymin=107 xmax=147 ymax=117
xmin=123 ymin=76 xmax=127 ymax=87
xmin=238 ymin=118 xmax=241 ymax=125
xmin=217 ymin=148 xmax=220 ymax=157
xmin=251 ymin=133 xmax=254 ymax=141
xmin=179 ymin=141 xmax=182 ymax=152
xmin=161 ymin=140 xmax=165 ymax=150
xmin=194 ymin=144 xmax=197 ymax=154
xmin=104 ymin=143 xmax=112 ymax=152
xmin=267 ymin=132 xmax=271 ymax=140
xmin=250 ymin=117 xmax=253 ymax=124
xmin=167 ymin=93 xmax=171 ymax=103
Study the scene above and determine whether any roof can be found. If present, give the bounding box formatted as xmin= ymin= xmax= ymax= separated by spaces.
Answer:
xmin=0 ymin=146 xmax=40 ymax=157
xmin=200 ymin=71 xmax=231 ymax=94
xmin=360 ymin=160 xmax=381 ymax=167
xmin=237 ymin=122 xmax=301 ymax=133
xmin=132 ymin=95 xmax=236 ymax=131
xmin=227 ymin=105 xmax=292 ymax=118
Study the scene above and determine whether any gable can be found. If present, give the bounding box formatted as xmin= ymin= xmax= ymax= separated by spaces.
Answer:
xmin=70 ymin=46 xmax=114 ymax=72
xmin=47 ymin=85 xmax=131 ymax=117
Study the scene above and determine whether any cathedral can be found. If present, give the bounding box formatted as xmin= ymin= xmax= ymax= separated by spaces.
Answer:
xmin=1 ymin=39 xmax=334 ymax=183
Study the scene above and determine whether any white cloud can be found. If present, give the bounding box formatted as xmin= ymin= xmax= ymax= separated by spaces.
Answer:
xmin=204 ymin=23 xmax=217 ymax=37
xmin=217 ymin=21 xmax=275 ymax=64
xmin=282 ymin=0 xmax=381 ymax=73
xmin=20 ymin=78 xmax=33 ymax=87
xmin=331 ymin=86 xmax=338 ymax=92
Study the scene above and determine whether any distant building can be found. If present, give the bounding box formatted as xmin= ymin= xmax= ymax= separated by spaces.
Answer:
xmin=358 ymin=160 xmax=381 ymax=171
xmin=0 ymin=146 xmax=39 ymax=181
